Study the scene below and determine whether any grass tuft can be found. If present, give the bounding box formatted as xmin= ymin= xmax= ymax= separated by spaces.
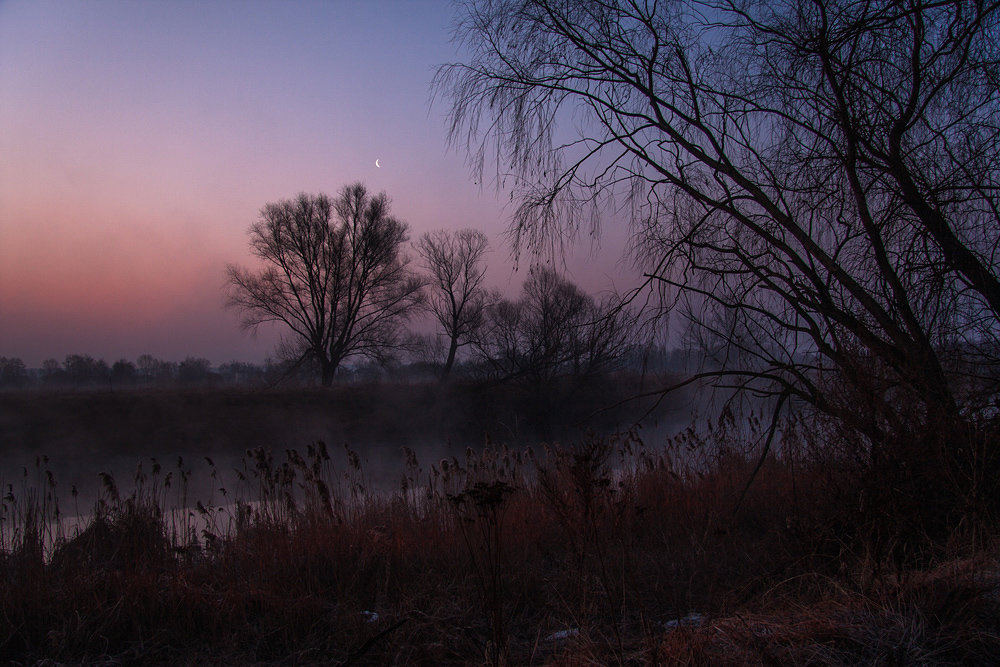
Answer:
xmin=1 ymin=412 xmax=998 ymax=664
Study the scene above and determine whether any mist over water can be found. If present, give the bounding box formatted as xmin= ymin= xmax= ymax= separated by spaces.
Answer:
xmin=1 ymin=379 xmax=697 ymax=513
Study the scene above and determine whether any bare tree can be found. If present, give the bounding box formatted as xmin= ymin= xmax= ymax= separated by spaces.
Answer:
xmin=63 ymin=354 xmax=110 ymax=387
xmin=227 ymin=184 xmax=424 ymax=386
xmin=436 ymin=0 xmax=1000 ymax=541
xmin=110 ymin=359 xmax=137 ymax=387
xmin=136 ymin=354 xmax=175 ymax=384
xmin=438 ymin=0 xmax=999 ymax=468
xmin=0 ymin=357 xmax=28 ymax=388
xmin=476 ymin=266 xmax=636 ymax=385
xmin=417 ymin=228 xmax=492 ymax=380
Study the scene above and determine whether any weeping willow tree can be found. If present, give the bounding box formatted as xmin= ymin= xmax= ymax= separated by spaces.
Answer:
xmin=437 ymin=0 xmax=1000 ymax=538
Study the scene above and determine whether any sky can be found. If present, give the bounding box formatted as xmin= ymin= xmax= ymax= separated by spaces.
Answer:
xmin=0 ymin=0 xmax=638 ymax=367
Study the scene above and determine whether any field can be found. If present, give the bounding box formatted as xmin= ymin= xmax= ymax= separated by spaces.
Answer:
xmin=1 ymin=380 xmax=998 ymax=664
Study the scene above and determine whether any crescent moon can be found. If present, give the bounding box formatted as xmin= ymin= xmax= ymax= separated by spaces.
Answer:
xmin=375 ymin=159 xmax=381 ymax=168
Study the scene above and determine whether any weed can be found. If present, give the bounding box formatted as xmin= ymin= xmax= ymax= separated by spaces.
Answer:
xmin=0 ymin=412 xmax=997 ymax=664
xmin=449 ymin=479 xmax=518 ymax=666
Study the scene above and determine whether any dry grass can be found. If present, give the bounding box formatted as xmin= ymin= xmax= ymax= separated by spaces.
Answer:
xmin=1 ymin=407 xmax=998 ymax=665
xmin=653 ymin=559 xmax=1000 ymax=666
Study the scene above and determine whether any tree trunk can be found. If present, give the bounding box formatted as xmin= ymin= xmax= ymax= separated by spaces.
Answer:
xmin=440 ymin=336 xmax=459 ymax=382
xmin=321 ymin=361 xmax=336 ymax=387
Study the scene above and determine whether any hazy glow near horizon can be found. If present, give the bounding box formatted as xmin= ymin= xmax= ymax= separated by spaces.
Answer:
xmin=0 ymin=0 xmax=637 ymax=367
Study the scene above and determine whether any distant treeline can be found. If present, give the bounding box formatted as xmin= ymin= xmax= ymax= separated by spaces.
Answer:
xmin=0 ymin=346 xmax=695 ymax=390
xmin=0 ymin=355 xmax=262 ymax=390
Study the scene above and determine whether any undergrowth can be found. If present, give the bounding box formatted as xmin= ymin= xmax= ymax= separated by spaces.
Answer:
xmin=1 ymin=408 xmax=998 ymax=665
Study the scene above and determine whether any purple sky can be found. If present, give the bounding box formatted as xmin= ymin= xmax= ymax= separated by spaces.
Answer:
xmin=0 ymin=0 xmax=638 ymax=366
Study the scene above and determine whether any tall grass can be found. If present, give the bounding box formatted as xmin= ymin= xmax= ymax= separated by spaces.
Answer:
xmin=1 ymin=409 xmax=998 ymax=664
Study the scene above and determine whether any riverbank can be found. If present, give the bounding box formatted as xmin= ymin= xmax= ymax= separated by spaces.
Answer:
xmin=2 ymin=409 xmax=997 ymax=664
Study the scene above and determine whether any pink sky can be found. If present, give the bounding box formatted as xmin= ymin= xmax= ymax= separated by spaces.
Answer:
xmin=0 ymin=0 xmax=637 ymax=366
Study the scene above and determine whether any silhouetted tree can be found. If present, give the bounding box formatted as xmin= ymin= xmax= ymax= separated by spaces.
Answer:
xmin=227 ymin=184 xmax=424 ymax=386
xmin=137 ymin=354 xmax=176 ymax=384
xmin=476 ymin=266 xmax=636 ymax=385
xmin=111 ymin=359 xmax=137 ymax=387
xmin=417 ymin=228 xmax=493 ymax=380
xmin=41 ymin=358 xmax=63 ymax=385
xmin=63 ymin=354 xmax=109 ymax=386
xmin=218 ymin=361 xmax=264 ymax=385
xmin=178 ymin=357 xmax=213 ymax=384
xmin=0 ymin=357 xmax=28 ymax=388
xmin=438 ymin=0 xmax=1000 ymax=528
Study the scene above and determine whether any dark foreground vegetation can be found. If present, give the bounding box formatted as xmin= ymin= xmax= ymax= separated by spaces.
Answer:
xmin=2 ymin=404 xmax=998 ymax=665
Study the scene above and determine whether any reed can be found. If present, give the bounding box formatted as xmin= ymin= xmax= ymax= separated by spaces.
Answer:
xmin=1 ymin=411 xmax=997 ymax=664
